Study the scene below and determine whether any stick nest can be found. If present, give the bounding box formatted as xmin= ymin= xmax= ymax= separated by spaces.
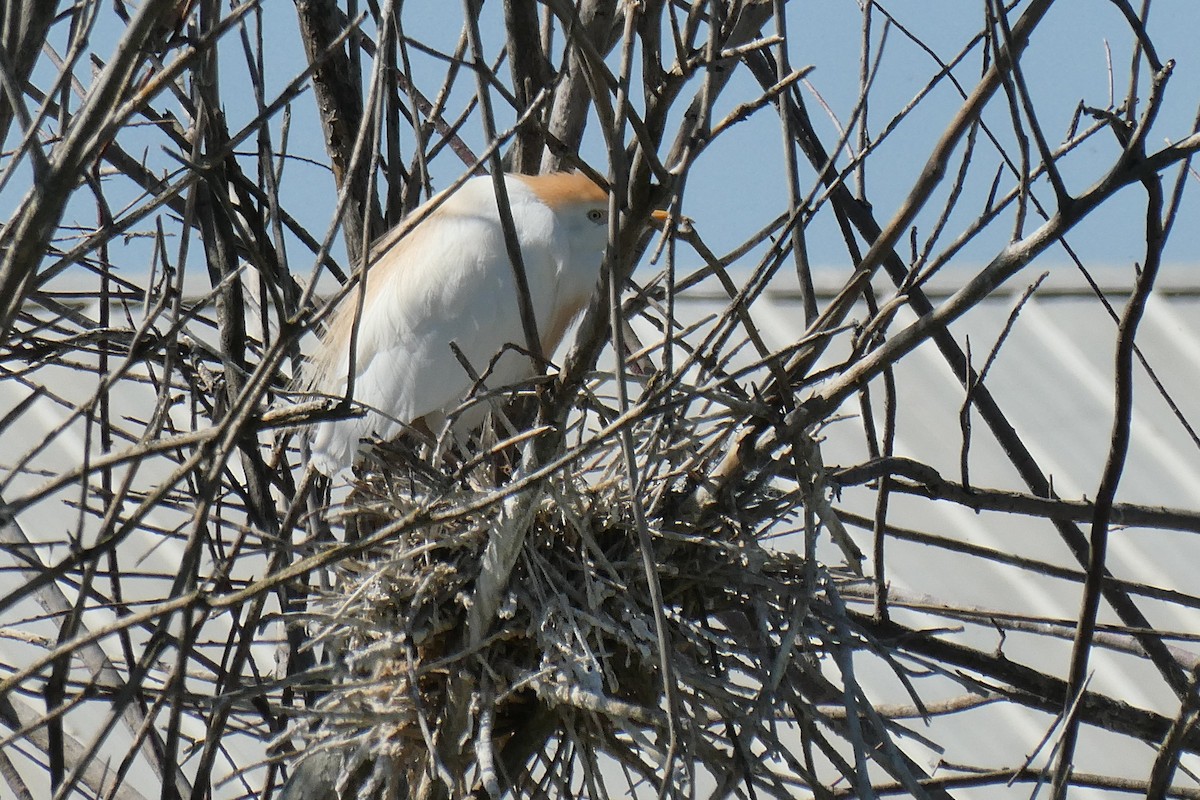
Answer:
xmin=283 ymin=417 xmax=835 ymax=798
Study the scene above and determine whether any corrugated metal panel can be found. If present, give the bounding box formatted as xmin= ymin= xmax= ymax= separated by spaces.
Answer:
xmin=655 ymin=269 xmax=1200 ymax=793
xmin=4 ymin=268 xmax=1200 ymax=795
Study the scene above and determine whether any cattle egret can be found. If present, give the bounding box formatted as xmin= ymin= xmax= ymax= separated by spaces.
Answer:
xmin=306 ymin=172 xmax=611 ymax=476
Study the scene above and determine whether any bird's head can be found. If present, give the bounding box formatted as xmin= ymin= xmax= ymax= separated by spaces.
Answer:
xmin=515 ymin=172 xmax=610 ymax=259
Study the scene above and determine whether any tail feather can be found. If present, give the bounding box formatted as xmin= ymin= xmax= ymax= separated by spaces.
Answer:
xmin=309 ymin=418 xmax=357 ymax=477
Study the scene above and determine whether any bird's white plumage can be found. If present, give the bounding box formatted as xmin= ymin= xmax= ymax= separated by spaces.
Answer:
xmin=306 ymin=172 xmax=609 ymax=475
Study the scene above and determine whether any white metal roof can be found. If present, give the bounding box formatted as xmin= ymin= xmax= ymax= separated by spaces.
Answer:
xmin=3 ymin=265 xmax=1200 ymax=797
xmin=643 ymin=265 xmax=1200 ymax=795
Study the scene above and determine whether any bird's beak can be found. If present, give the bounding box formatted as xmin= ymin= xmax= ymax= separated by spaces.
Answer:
xmin=650 ymin=208 xmax=692 ymax=233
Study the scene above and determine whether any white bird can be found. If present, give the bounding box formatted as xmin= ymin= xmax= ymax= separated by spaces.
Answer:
xmin=305 ymin=171 xmax=611 ymax=476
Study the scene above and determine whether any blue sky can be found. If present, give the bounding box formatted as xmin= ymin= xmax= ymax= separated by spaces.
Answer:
xmin=14 ymin=1 xmax=1200 ymax=290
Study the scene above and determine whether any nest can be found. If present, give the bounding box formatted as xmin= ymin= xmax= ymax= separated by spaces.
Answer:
xmin=277 ymin=412 xmax=853 ymax=799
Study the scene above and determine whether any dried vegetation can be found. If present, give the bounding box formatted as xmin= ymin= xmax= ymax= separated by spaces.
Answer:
xmin=1 ymin=1 xmax=1200 ymax=798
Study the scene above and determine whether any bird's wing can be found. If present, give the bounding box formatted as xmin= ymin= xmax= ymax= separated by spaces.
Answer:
xmin=307 ymin=203 xmax=560 ymax=474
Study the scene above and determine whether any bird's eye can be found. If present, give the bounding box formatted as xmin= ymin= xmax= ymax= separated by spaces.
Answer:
xmin=586 ymin=208 xmax=605 ymax=224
